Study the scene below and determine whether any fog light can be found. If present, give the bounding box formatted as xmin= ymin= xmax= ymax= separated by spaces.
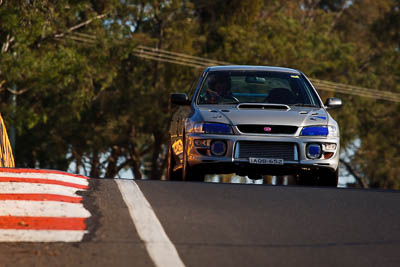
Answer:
xmin=194 ymin=139 xmax=208 ymax=147
xmin=306 ymin=144 xmax=322 ymax=159
xmin=210 ymin=140 xmax=227 ymax=156
xmin=323 ymin=143 xmax=337 ymax=151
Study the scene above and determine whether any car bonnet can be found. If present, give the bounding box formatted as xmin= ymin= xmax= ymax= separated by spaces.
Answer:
xmin=196 ymin=105 xmax=329 ymax=127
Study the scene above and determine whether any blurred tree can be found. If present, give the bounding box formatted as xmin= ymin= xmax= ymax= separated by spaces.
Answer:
xmin=0 ymin=0 xmax=116 ymax=169
xmin=93 ymin=0 xmax=202 ymax=179
xmin=0 ymin=0 xmax=134 ymax=175
xmin=348 ymin=0 xmax=400 ymax=189
xmin=0 ymin=0 xmax=202 ymax=179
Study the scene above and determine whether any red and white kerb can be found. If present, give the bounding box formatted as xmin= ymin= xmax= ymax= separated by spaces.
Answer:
xmin=0 ymin=168 xmax=90 ymax=242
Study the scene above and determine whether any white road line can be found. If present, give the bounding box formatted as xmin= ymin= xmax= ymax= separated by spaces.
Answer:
xmin=0 ymin=172 xmax=88 ymax=186
xmin=0 ymin=200 xmax=91 ymax=217
xmin=0 ymin=182 xmax=82 ymax=197
xmin=116 ymin=180 xmax=185 ymax=267
xmin=0 ymin=230 xmax=88 ymax=242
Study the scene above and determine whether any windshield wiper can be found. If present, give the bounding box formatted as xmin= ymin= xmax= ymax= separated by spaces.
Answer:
xmin=291 ymin=103 xmax=319 ymax=107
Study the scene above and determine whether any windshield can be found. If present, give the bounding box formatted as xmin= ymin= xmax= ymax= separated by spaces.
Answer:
xmin=196 ymin=70 xmax=321 ymax=107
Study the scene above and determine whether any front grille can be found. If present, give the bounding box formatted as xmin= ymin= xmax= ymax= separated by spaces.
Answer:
xmin=236 ymin=141 xmax=296 ymax=160
xmin=237 ymin=125 xmax=298 ymax=134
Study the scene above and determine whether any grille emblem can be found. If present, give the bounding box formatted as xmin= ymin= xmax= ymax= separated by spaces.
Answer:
xmin=263 ymin=127 xmax=272 ymax=132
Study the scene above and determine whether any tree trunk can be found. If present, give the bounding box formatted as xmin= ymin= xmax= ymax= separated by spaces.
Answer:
xmin=150 ymin=131 xmax=163 ymax=180
xmin=340 ymin=159 xmax=369 ymax=188
xmin=90 ymin=149 xmax=100 ymax=178
xmin=105 ymin=147 xmax=119 ymax=178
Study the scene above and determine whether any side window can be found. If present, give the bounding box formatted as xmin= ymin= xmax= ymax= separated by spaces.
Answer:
xmin=299 ymin=76 xmax=321 ymax=106
xmin=187 ymin=72 xmax=203 ymax=100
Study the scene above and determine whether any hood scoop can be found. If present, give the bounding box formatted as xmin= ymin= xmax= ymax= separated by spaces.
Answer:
xmin=237 ymin=103 xmax=290 ymax=110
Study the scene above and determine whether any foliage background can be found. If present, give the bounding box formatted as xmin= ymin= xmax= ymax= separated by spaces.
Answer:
xmin=0 ymin=0 xmax=399 ymax=188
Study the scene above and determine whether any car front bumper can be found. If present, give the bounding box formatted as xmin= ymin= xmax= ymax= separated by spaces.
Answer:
xmin=185 ymin=132 xmax=340 ymax=175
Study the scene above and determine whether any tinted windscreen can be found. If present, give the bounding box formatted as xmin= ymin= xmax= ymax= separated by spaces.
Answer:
xmin=196 ymin=71 xmax=321 ymax=106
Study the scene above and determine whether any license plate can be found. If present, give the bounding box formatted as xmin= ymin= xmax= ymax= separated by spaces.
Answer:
xmin=249 ymin=157 xmax=284 ymax=165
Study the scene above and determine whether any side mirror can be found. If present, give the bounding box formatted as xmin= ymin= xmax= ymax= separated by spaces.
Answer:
xmin=325 ymin=97 xmax=342 ymax=109
xmin=170 ymin=93 xmax=190 ymax=105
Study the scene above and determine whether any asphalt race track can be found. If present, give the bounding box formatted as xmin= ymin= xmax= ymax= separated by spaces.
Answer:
xmin=1 ymin=177 xmax=400 ymax=267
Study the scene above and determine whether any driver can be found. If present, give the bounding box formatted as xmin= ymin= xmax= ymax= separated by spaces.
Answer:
xmin=205 ymin=73 xmax=232 ymax=104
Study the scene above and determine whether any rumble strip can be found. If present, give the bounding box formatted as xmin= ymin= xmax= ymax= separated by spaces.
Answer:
xmin=0 ymin=168 xmax=90 ymax=242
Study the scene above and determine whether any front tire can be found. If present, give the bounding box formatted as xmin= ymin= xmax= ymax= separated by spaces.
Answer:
xmin=296 ymin=168 xmax=338 ymax=187
xmin=167 ymin=140 xmax=182 ymax=181
xmin=318 ymin=168 xmax=339 ymax=187
xmin=182 ymin=139 xmax=204 ymax=182
xmin=182 ymin=161 xmax=204 ymax=182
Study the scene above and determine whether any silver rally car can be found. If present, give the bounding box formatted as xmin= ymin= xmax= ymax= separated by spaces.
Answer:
xmin=168 ymin=66 xmax=342 ymax=186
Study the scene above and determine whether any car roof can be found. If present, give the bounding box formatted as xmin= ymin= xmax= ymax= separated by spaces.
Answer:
xmin=206 ymin=65 xmax=301 ymax=74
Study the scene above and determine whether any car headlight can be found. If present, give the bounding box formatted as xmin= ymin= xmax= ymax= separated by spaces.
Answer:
xmin=300 ymin=126 xmax=338 ymax=137
xmin=327 ymin=125 xmax=338 ymax=137
xmin=192 ymin=123 xmax=233 ymax=134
